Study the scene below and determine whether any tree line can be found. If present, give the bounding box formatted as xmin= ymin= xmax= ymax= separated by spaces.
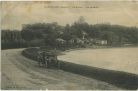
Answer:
xmin=2 ymin=17 xmax=138 ymax=49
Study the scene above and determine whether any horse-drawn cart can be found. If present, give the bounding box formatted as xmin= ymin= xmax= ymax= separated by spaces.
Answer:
xmin=37 ymin=51 xmax=60 ymax=68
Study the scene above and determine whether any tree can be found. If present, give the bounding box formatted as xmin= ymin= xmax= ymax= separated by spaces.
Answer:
xmin=77 ymin=16 xmax=86 ymax=24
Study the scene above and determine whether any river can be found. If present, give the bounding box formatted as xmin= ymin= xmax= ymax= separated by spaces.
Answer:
xmin=58 ymin=47 xmax=138 ymax=75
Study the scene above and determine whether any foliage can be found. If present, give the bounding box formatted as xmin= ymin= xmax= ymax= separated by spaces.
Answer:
xmin=1 ymin=17 xmax=138 ymax=49
xmin=1 ymin=30 xmax=27 ymax=49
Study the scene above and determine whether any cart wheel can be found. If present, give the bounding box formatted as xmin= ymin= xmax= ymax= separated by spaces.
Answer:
xmin=45 ymin=61 xmax=48 ymax=68
xmin=57 ymin=61 xmax=60 ymax=69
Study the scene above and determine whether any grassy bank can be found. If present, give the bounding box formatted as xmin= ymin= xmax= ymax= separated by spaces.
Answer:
xmin=59 ymin=61 xmax=138 ymax=90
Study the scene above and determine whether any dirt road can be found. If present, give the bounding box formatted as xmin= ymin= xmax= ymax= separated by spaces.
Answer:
xmin=1 ymin=49 xmax=121 ymax=90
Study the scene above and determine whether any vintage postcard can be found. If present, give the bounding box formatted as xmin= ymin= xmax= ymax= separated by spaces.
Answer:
xmin=1 ymin=1 xmax=138 ymax=90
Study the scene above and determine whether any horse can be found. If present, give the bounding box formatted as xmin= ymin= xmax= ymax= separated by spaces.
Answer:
xmin=37 ymin=51 xmax=47 ymax=68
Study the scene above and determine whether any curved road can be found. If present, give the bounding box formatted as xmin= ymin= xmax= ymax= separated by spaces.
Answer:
xmin=1 ymin=49 xmax=121 ymax=90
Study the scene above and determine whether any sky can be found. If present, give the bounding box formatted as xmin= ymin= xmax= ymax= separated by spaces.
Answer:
xmin=1 ymin=1 xmax=138 ymax=30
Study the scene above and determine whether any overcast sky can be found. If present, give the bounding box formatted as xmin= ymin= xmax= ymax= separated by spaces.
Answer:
xmin=1 ymin=1 xmax=138 ymax=30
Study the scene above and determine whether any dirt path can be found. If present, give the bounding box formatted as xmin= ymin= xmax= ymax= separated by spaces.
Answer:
xmin=1 ymin=49 xmax=121 ymax=90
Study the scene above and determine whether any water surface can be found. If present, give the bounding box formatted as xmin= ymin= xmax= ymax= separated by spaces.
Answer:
xmin=58 ymin=47 xmax=138 ymax=74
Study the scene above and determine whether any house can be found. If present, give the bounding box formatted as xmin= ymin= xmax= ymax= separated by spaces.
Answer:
xmin=56 ymin=38 xmax=66 ymax=44
xmin=94 ymin=39 xmax=107 ymax=45
xmin=69 ymin=38 xmax=84 ymax=44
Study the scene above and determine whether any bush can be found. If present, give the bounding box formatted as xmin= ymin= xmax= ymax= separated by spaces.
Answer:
xmin=22 ymin=47 xmax=39 ymax=61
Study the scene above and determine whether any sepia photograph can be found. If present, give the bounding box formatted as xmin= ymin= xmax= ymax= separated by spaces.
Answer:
xmin=1 ymin=1 xmax=138 ymax=90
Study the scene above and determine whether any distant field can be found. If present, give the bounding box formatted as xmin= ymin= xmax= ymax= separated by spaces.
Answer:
xmin=58 ymin=47 xmax=138 ymax=75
